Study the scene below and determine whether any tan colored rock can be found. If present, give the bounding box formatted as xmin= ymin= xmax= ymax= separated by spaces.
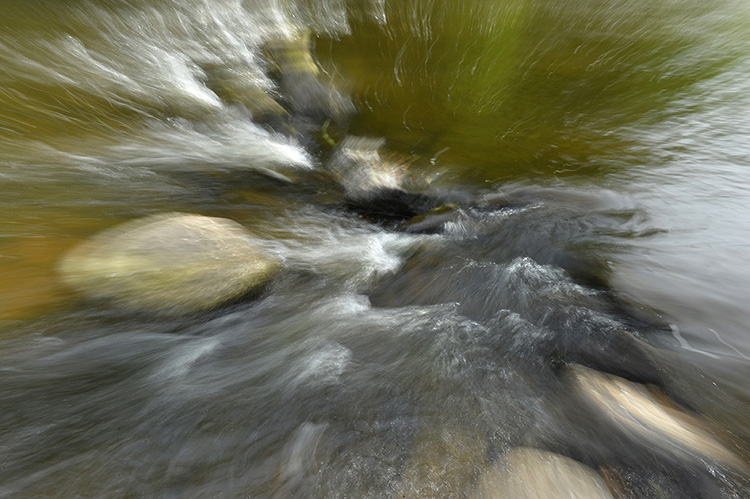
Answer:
xmin=570 ymin=364 xmax=749 ymax=473
xmin=263 ymin=30 xmax=321 ymax=76
xmin=327 ymin=137 xmax=404 ymax=200
xmin=58 ymin=213 xmax=280 ymax=314
xmin=326 ymin=136 xmax=437 ymax=206
xmin=474 ymin=447 xmax=613 ymax=499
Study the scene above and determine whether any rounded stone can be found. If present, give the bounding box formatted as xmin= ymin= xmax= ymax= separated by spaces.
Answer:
xmin=475 ymin=447 xmax=613 ymax=499
xmin=58 ymin=213 xmax=281 ymax=314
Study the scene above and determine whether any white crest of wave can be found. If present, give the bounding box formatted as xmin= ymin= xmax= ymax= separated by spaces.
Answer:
xmin=279 ymin=215 xmax=427 ymax=286
xmin=150 ymin=336 xmax=222 ymax=380
xmin=102 ymin=116 xmax=313 ymax=171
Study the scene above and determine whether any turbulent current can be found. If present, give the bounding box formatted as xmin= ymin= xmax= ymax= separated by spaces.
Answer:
xmin=1 ymin=0 xmax=749 ymax=497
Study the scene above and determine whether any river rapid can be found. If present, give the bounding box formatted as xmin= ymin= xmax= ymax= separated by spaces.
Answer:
xmin=1 ymin=0 xmax=749 ymax=497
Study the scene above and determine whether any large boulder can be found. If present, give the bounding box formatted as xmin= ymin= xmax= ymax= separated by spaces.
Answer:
xmin=475 ymin=447 xmax=613 ymax=499
xmin=58 ymin=213 xmax=281 ymax=314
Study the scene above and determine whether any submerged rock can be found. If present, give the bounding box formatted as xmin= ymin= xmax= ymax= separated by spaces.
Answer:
xmin=200 ymin=62 xmax=288 ymax=124
xmin=326 ymin=136 xmax=432 ymax=220
xmin=327 ymin=137 xmax=401 ymax=196
xmin=475 ymin=447 xmax=613 ymax=499
xmin=58 ymin=213 xmax=280 ymax=314
xmin=570 ymin=364 xmax=749 ymax=473
xmin=263 ymin=31 xmax=354 ymax=128
xmin=397 ymin=425 xmax=486 ymax=498
xmin=399 ymin=204 xmax=461 ymax=234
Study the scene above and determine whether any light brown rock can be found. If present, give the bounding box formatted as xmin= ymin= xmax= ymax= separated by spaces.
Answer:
xmin=327 ymin=136 xmax=412 ymax=201
xmin=570 ymin=364 xmax=749 ymax=473
xmin=58 ymin=213 xmax=280 ymax=314
xmin=474 ymin=447 xmax=613 ymax=499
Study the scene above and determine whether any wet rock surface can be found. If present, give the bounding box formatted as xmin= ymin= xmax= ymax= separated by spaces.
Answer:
xmin=58 ymin=213 xmax=280 ymax=314
xmin=325 ymin=136 xmax=435 ymax=221
xmin=263 ymin=31 xmax=354 ymax=141
xmin=569 ymin=364 xmax=749 ymax=474
xmin=475 ymin=447 xmax=614 ymax=499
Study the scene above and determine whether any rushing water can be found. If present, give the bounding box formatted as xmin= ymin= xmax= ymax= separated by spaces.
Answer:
xmin=1 ymin=0 xmax=750 ymax=496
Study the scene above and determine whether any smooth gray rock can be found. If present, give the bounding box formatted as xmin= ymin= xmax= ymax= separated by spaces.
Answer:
xmin=58 ymin=213 xmax=281 ymax=314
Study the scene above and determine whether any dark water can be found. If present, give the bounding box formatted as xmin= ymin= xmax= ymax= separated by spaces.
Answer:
xmin=1 ymin=0 xmax=749 ymax=496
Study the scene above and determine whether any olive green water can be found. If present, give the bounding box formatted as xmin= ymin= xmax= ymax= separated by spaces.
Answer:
xmin=1 ymin=0 xmax=750 ymax=496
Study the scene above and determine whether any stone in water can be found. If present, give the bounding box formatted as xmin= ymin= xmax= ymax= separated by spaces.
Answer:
xmin=58 ymin=213 xmax=280 ymax=314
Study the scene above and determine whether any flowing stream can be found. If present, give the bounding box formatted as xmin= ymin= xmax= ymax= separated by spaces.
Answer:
xmin=1 ymin=0 xmax=749 ymax=497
